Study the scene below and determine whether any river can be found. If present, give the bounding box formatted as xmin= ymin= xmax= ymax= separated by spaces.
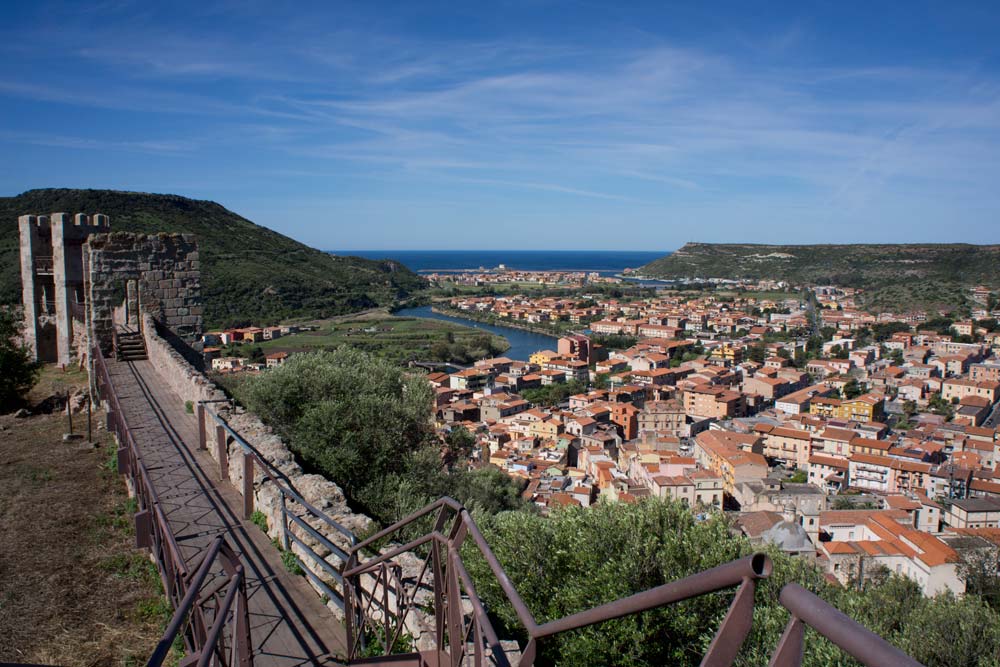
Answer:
xmin=393 ymin=305 xmax=558 ymax=362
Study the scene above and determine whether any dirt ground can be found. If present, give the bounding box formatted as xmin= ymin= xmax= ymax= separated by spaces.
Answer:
xmin=0 ymin=365 xmax=167 ymax=666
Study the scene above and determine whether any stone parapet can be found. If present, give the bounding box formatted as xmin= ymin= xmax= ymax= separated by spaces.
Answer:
xmin=137 ymin=321 xmax=443 ymax=648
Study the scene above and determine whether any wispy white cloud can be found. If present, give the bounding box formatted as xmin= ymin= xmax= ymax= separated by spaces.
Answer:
xmin=1 ymin=1 xmax=999 ymax=244
xmin=0 ymin=130 xmax=197 ymax=154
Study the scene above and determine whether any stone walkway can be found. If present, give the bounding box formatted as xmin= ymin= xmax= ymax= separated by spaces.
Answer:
xmin=106 ymin=358 xmax=346 ymax=666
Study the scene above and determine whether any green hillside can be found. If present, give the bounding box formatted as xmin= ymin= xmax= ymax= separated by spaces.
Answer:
xmin=641 ymin=242 xmax=1000 ymax=312
xmin=1 ymin=189 xmax=426 ymax=328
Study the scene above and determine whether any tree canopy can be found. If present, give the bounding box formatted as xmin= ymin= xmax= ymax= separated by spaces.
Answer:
xmin=463 ymin=499 xmax=1000 ymax=667
xmin=237 ymin=347 xmax=526 ymax=524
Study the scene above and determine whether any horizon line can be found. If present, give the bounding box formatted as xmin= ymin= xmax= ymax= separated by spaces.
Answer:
xmin=326 ymin=248 xmax=673 ymax=253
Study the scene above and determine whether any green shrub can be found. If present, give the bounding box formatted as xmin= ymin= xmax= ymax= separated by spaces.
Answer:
xmin=237 ymin=348 xmax=526 ymax=525
xmin=282 ymin=549 xmax=304 ymax=576
xmin=463 ymin=498 xmax=1000 ymax=667
xmin=250 ymin=509 xmax=268 ymax=533
xmin=0 ymin=309 xmax=40 ymax=411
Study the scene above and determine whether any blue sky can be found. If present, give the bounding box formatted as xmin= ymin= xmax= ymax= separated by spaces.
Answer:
xmin=2 ymin=1 xmax=999 ymax=250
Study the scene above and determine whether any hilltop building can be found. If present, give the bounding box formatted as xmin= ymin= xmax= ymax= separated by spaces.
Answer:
xmin=18 ymin=212 xmax=202 ymax=363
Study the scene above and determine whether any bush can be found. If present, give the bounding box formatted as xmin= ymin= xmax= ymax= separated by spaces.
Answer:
xmin=463 ymin=498 xmax=1000 ymax=667
xmin=281 ymin=548 xmax=303 ymax=575
xmin=250 ymin=510 xmax=268 ymax=533
xmin=0 ymin=309 xmax=40 ymax=411
xmin=237 ymin=348 xmax=526 ymax=525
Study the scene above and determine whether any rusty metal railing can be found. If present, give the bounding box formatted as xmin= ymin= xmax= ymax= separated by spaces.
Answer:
xmin=769 ymin=584 xmax=924 ymax=667
xmin=92 ymin=345 xmax=253 ymax=667
xmin=199 ymin=404 xmax=357 ymax=612
xmin=342 ymin=497 xmax=770 ymax=666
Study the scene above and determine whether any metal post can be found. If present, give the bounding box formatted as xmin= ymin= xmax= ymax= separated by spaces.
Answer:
xmin=447 ymin=548 xmax=463 ymax=666
xmin=243 ymin=452 xmax=254 ymax=519
xmin=344 ymin=562 xmax=356 ymax=659
xmin=280 ymin=492 xmax=290 ymax=551
xmin=236 ymin=569 xmax=253 ymax=667
xmin=433 ymin=539 xmax=445 ymax=650
xmin=66 ymin=391 xmax=73 ymax=435
xmin=86 ymin=395 xmax=92 ymax=443
xmin=217 ymin=425 xmax=228 ymax=482
xmin=197 ymin=404 xmax=206 ymax=450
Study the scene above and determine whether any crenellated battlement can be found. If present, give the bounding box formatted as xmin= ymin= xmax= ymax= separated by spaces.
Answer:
xmin=72 ymin=212 xmax=110 ymax=227
xmin=19 ymin=212 xmax=111 ymax=229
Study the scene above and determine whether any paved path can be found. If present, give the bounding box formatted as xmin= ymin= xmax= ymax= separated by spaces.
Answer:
xmin=106 ymin=358 xmax=346 ymax=666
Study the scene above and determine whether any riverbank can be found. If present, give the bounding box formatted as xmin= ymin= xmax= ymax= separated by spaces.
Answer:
xmin=394 ymin=305 xmax=558 ymax=361
xmin=430 ymin=304 xmax=578 ymax=339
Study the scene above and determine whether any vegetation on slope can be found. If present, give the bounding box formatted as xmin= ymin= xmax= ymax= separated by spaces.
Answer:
xmin=467 ymin=500 xmax=1000 ymax=667
xmin=0 ymin=309 xmax=40 ymax=411
xmin=1 ymin=189 xmax=427 ymax=328
xmin=641 ymin=242 xmax=1000 ymax=312
xmin=236 ymin=347 xmax=526 ymax=525
xmin=0 ymin=367 xmax=175 ymax=666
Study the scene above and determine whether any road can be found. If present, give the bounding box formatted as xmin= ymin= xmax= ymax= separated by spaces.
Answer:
xmin=983 ymin=401 xmax=1000 ymax=428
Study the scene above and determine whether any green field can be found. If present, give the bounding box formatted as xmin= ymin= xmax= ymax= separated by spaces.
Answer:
xmin=241 ymin=310 xmax=509 ymax=365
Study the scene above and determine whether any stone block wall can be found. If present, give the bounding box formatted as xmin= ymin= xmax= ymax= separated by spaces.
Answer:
xmin=87 ymin=232 xmax=202 ymax=356
xmin=18 ymin=212 xmax=111 ymax=363
xmin=136 ymin=321 xmax=449 ymax=649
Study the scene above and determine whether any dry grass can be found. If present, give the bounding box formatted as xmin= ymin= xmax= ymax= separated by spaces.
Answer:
xmin=0 ymin=365 xmax=169 ymax=666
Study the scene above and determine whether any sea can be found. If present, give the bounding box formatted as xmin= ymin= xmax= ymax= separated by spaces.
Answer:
xmin=330 ymin=249 xmax=668 ymax=277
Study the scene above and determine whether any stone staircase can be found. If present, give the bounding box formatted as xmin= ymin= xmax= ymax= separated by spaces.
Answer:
xmin=115 ymin=329 xmax=148 ymax=361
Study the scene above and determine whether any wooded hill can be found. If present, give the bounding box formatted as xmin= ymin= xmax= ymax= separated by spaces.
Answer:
xmin=1 ymin=189 xmax=426 ymax=328
xmin=641 ymin=242 xmax=1000 ymax=312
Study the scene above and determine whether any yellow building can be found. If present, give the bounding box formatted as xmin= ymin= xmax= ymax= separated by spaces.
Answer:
xmin=529 ymin=418 xmax=563 ymax=441
xmin=529 ymin=349 xmax=559 ymax=365
xmin=838 ymin=394 xmax=885 ymax=423
xmin=709 ymin=343 xmax=742 ymax=366
xmin=809 ymin=393 xmax=884 ymax=423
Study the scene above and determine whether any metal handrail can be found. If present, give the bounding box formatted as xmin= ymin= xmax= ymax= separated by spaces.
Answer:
xmin=342 ymin=499 xmax=770 ymax=666
xmin=147 ymin=537 xmax=224 ymax=667
xmin=92 ymin=345 xmax=252 ymax=667
xmin=204 ymin=405 xmax=357 ymax=540
xmin=34 ymin=255 xmax=54 ymax=274
xmin=769 ymin=584 xmax=924 ymax=667
xmin=199 ymin=405 xmax=358 ymax=611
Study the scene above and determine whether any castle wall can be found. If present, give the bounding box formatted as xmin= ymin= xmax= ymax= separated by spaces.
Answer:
xmin=86 ymin=232 xmax=202 ymax=356
xmin=18 ymin=215 xmax=51 ymax=361
xmin=18 ymin=212 xmax=110 ymax=364
xmin=51 ymin=213 xmax=109 ymax=364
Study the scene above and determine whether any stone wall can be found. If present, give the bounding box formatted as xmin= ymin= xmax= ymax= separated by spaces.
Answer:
xmin=136 ymin=321 xmax=376 ymax=602
xmin=124 ymin=320 xmax=465 ymax=650
xmin=87 ymin=232 xmax=202 ymax=356
xmin=141 ymin=314 xmax=223 ymax=406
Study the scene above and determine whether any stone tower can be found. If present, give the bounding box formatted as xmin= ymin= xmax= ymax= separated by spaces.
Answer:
xmin=18 ymin=213 xmax=110 ymax=364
